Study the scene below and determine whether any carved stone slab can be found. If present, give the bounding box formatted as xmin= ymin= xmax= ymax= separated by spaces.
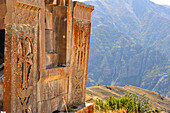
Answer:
xmin=4 ymin=3 xmax=39 ymax=113
xmin=69 ymin=1 xmax=94 ymax=104
xmin=71 ymin=19 xmax=91 ymax=103
xmin=37 ymin=78 xmax=69 ymax=112
xmin=3 ymin=0 xmax=94 ymax=112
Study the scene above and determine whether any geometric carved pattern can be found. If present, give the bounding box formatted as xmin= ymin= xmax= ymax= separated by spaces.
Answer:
xmin=17 ymin=0 xmax=43 ymax=8
xmin=13 ymin=5 xmax=38 ymax=25
xmin=71 ymin=19 xmax=91 ymax=103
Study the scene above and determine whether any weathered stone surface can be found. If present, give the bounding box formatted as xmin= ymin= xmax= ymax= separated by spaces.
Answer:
xmin=45 ymin=5 xmax=53 ymax=29
xmin=45 ymin=29 xmax=55 ymax=52
xmin=4 ymin=2 xmax=39 ymax=113
xmin=53 ymin=6 xmax=67 ymax=66
xmin=69 ymin=1 xmax=94 ymax=104
xmin=17 ymin=0 xmax=43 ymax=8
xmin=3 ymin=24 xmax=12 ymax=113
xmin=0 ymin=0 xmax=6 ymax=4
xmin=0 ymin=19 xmax=5 ymax=30
xmin=0 ymin=4 xmax=6 ymax=19
xmin=46 ymin=53 xmax=59 ymax=68
xmin=3 ymin=0 xmax=94 ymax=112
xmin=39 ymin=2 xmax=46 ymax=71
xmin=0 ymin=0 xmax=6 ymax=29
xmin=46 ymin=0 xmax=68 ymax=6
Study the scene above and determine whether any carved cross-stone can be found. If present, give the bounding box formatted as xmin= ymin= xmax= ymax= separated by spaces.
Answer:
xmin=17 ymin=35 xmax=34 ymax=113
xmin=3 ymin=0 xmax=94 ymax=112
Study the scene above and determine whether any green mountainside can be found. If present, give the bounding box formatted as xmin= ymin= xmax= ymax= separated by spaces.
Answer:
xmin=84 ymin=0 xmax=170 ymax=97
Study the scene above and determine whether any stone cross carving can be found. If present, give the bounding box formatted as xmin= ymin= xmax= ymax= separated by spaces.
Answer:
xmin=3 ymin=0 xmax=94 ymax=112
xmin=17 ymin=35 xmax=33 ymax=113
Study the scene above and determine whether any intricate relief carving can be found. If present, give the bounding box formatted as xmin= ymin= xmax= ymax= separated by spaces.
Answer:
xmin=17 ymin=0 xmax=43 ymax=8
xmin=71 ymin=19 xmax=91 ymax=102
xmin=17 ymin=31 xmax=34 ymax=113
xmin=12 ymin=6 xmax=38 ymax=26
xmin=10 ymin=6 xmax=38 ymax=113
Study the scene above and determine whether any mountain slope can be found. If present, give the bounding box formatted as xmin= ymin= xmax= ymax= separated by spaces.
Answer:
xmin=85 ymin=0 xmax=170 ymax=97
xmin=86 ymin=85 xmax=170 ymax=112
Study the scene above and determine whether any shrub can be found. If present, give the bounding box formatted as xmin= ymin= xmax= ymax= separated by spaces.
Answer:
xmin=95 ymin=93 xmax=152 ymax=113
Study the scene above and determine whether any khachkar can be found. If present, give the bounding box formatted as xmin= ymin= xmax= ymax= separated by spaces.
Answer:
xmin=70 ymin=2 xmax=94 ymax=104
xmin=3 ymin=0 xmax=94 ymax=112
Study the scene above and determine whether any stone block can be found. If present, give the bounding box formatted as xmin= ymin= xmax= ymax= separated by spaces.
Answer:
xmin=45 ymin=29 xmax=55 ymax=52
xmin=45 ymin=9 xmax=53 ymax=29
xmin=0 ymin=0 xmax=6 ymax=4
xmin=45 ymin=0 xmax=56 ymax=5
xmin=50 ymin=94 xmax=68 ymax=112
xmin=0 ymin=4 xmax=6 ymax=18
xmin=46 ymin=53 xmax=58 ymax=68
xmin=0 ymin=19 xmax=4 ymax=29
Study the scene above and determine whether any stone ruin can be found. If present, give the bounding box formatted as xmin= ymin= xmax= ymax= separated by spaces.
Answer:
xmin=0 ymin=0 xmax=94 ymax=112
